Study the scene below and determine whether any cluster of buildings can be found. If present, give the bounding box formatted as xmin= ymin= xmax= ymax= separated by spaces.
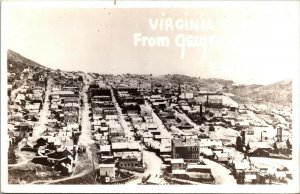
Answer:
xmin=131 ymin=74 xmax=293 ymax=184
xmin=8 ymin=69 xmax=293 ymax=185
xmin=8 ymin=66 xmax=47 ymax=155
xmin=170 ymin=158 xmax=214 ymax=183
xmin=28 ymin=72 xmax=84 ymax=175
xmin=236 ymin=127 xmax=292 ymax=158
xmin=8 ymin=65 xmax=85 ymax=175
xmin=89 ymin=84 xmax=144 ymax=183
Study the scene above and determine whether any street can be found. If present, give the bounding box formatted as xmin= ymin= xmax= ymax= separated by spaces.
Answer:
xmin=32 ymin=78 xmax=51 ymax=139
xmin=203 ymin=158 xmax=237 ymax=184
xmin=72 ymin=74 xmax=94 ymax=176
xmin=126 ymin=150 xmax=163 ymax=184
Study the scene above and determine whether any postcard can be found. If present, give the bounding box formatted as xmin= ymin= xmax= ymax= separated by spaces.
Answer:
xmin=1 ymin=1 xmax=299 ymax=193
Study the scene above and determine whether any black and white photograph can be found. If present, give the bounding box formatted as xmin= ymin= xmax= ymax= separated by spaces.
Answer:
xmin=1 ymin=1 xmax=299 ymax=193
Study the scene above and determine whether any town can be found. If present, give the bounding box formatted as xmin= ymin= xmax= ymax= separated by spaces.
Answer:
xmin=7 ymin=50 xmax=293 ymax=185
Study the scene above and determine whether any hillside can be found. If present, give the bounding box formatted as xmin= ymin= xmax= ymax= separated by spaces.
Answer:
xmin=258 ymin=80 xmax=292 ymax=92
xmin=231 ymin=80 xmax=292 ymax=106
xmin=7 ymin=49 xmax=45 ymax=71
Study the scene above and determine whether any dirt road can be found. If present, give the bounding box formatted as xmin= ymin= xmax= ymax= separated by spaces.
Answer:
xmin=203 ymin=158 xmax=237 ymax=184
xmin=72 ymin=75 xmax=94 ymax=176
xmin=126 ymin=150 xmax=163 ymax=185
xmin=32 ymin=78 xmax=52 ymax=139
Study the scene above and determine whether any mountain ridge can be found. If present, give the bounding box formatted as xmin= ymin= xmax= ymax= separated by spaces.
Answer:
xmin=7 ymin=49 xmax=292 ymax=106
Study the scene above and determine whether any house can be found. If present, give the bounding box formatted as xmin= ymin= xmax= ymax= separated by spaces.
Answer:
xmin=142 ymin=132 xmax=153 ymax=143
xmin=109 ymin=128 xmax=125 ymax=139
xmin=233 ymin=160 xmax=261 ymax=184
xmin=243 ymin=165 xmax=261 ymax=184
xmin=93 ymin=120 xmax=110 ymax=135
xmin=111 ymin=142 xmax=141 ymax=153
xmin=274 ymin=171 xmax=287 ymax=182
xmin=118 ymin=153 xmax=143 ymax=170
xmin=177 ymin=120 xmax=194 ymax=130
xmin=275 ymin=165 xmax=291 ymax=180
xmin=110 ymin=136 xmax=127 ymax=143
xmin=247 ymin=142 xmax=273 ymax=157
xmin=149 ymin=141 xmax=160 ymax=152
xmin=171 ymin=158 xmax=186 ymax=171
xmin=159 ymin=141 xmax=172 ymax=157
xmin=273 ymin=141 xmax=289 ymax=155
xmin=98 ymin=163 xmax=115 ymax=183
xmin=215 ymin=152 xmax=229 ymax=163
xmin=64 ymin=112 xmax=78 ymax=123
xmin=207 ymin=98 xmax=223 ymax=108
xmin=98 ymin=145 xmax=112 ymax=156
xmin=236 ymin=120 xmax=250 ymax=129
xmin=186 ymin=163 xmax=214 ymax=181
xmin=103 ymin=108 xmax=118 ymax=119
xmin=62 ymin=103 xmax=79 ymax=114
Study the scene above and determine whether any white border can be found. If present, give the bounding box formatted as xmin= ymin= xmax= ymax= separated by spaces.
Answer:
xmin=1 ymin=1 xmax=299 ymax=193
xmin=1 ymin=0 xmax=297 ymax=8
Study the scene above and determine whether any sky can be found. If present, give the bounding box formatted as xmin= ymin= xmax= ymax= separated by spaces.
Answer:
xmin=4 ymin=1 xmax=299 ymax=85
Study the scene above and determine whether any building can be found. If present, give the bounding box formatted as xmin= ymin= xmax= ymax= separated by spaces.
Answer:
xmin=273 ymin=141 xmax=289 ymax=155
xmin=246 ymin=141 xmax=273 ymax=157
xmin=118 ymin=152 xmax=143 ymax=171
xmin=170 ymin=158 xmax=186 ymax=171
xmin=172 ymin=137 xmax=200 ymax=163
xmin=186 ymin=163 xmax=214 ymax=181
xmin=64 ymin=112 xmax=78 ymax=123
xmin=98 ymin=163 xmax=115 ymax=183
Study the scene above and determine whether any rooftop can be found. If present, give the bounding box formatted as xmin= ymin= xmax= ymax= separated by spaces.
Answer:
xmin=171 ymin=158 xmax=184 ymax=164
